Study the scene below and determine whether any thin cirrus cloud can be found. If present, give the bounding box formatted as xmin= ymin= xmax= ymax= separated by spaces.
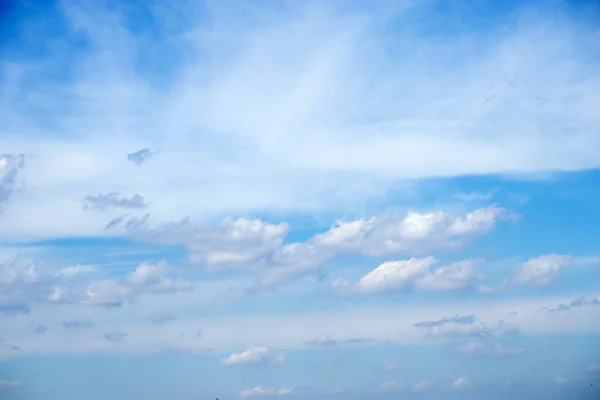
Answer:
xmin=2 ymin=0 xmax=600 ymax=242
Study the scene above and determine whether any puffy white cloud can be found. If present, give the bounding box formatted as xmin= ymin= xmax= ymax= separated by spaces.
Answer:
xmin=124 ymin=206 xmax=508 ymax=289
xmin=355 ymin=257 xmax=479 ymax=294
xmin=514 ymin=254 xmax=572 ymax=287
xmin=85 ymin=262 xmax=192 ymax=307
xmin=240 ymin=387 xmax=293 ymax=398
xmin=221 ymin=347 xmax=270 ymax=365
xmin=456 ymin=342 xmax=526 ymax=357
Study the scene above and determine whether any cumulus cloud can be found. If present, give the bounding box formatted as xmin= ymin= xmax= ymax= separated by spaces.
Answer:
xmin=240 ymin=387 xmax=293 ymax=398
xmin=355 ymin=257 xmax=480 ymax=294
xmin=85 ymin=262 xmax=192 ymax=307
xmin=514 ymin=254 xmax=572 ymax=287
xmin=87 ymin=205 xmax=509 ymax=289
xmin=221 ymin=347 xmax=270 ymax=365
xmin=82 ymin=193 xmax=148 ymax=211
xmin=456 ymin=342 xmax=526 ymax=357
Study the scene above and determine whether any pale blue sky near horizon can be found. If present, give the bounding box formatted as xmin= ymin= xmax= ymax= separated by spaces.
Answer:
xmin=1 ymin=0 xmax=600 ymax=399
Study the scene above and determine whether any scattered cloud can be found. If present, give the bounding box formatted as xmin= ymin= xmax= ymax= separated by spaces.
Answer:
xmin=453 ymin=377 xmax=469 ymax=388
xmin=456 ymin=342 xmax=526 ymax=357
xmin=588 ymin=364 xmax=600 ymax=373
xmin=82 ymin=193 xmax=148 ymax=211
xmin=120 ymin=206 xmax=511 ymax=288
xmin=413 ymin=315 xmax=497 ymax=339
xmin=514 ymin=254 xmax=572 ymax=287
xmin=354 ymin=257 xmax=481 ymax=294
xmin=548 ymin=296 xmax=600 ymax=312
xmin=85 ymin=262 xmax=192 ymax=307
xmin=221 ymin=347 xmax=270 ymax=365
xmin=240 ymin=387 xmax=293 ymax=398
xmin=554 ymin=376 xmax=568 ymax=384
xmin=127 ymin=148 xmax=156 ymax=165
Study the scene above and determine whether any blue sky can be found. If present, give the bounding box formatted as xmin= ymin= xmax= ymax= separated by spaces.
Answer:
xmin=1 ymin=0 xmax=600 ymax=399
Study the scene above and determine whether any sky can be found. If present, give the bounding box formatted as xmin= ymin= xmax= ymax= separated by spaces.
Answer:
xmin=1 ymin=0 xmax=600 ymax=399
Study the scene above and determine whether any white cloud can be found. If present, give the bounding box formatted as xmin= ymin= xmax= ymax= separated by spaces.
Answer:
xmin=412 ymin=314 xmax=512 ymax=340
xmin=413 ymin=381 xmax=430 ymax=391
xmin=85 ymin=262 xmax=192 ymax=307
xmin=453 ymin=377 xmax=469 ymax=388
xmin=554 ymin=376 xmax=568 ymax=384
xmin=514 ymin=254 xmax=572 ymax=287
xmin=240 ymin=387 xmax=293 ymax=398
xmin=6 ymin=0 xmax=594 ymax=243
xmin=456 ymin=342 xmax=526 ymax=357
xmin=221 ymin=347 xmax=270 ymax=365
xmin=355 ymin=257 xmax=479 ymax=294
